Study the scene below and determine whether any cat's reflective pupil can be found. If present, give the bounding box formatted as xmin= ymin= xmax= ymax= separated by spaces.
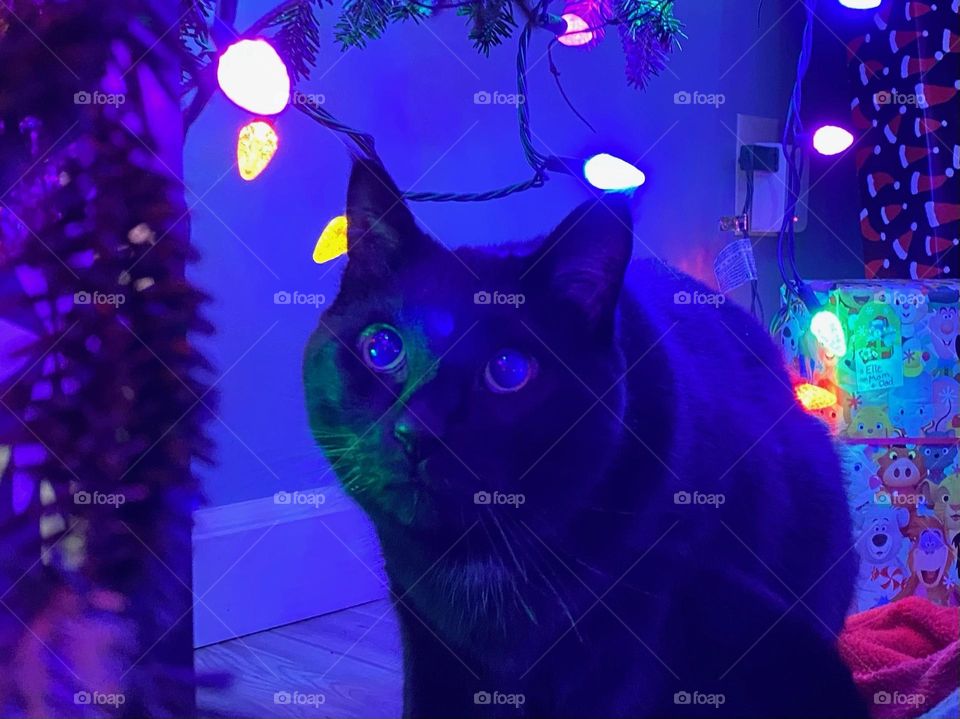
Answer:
xmin=486 ymin=350 xmax=532 ymax=392
xmin=364 ymin=327 xmax=403 ymax=370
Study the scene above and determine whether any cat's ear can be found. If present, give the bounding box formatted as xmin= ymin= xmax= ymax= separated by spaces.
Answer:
xmin=344 ymin=159 xmax=424 ymax=277
xmin=530 ymin=195 xmax=633 ymax=336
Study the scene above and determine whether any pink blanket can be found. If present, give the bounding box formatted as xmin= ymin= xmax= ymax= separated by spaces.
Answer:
xmin=839 ymin=597 xmax=960 ymax=719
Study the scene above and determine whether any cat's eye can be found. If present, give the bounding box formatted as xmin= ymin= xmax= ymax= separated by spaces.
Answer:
xmin=359 ymin=324 xmax=405 ymax=373
xmin=484 ymin=349 xmax=536 ymax=393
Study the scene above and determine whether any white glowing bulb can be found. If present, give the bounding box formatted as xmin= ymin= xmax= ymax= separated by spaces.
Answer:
xmin=217 ymin=39 xmax=291 ymax=116
xmin=810 ymin=310 xmax=847 ymax=357
xmin=812 ymin=125 xmax=854 ymax=156
xmin=583 ymin=153 xmax=646 ymax=192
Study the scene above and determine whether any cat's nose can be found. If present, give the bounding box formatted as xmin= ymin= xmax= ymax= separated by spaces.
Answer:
xmin=393 ymin=418 xmax=420 ymax=457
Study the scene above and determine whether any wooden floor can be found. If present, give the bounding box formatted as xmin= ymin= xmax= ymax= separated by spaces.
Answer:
xmin=197 ymin=600 xmax=960 ymax=719
xmin=195 ymin=599 xmax=402 ymax=718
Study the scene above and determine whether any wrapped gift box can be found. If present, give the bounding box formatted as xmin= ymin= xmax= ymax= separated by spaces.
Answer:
xmin=775 ymin=280 xmax=959 ymax=610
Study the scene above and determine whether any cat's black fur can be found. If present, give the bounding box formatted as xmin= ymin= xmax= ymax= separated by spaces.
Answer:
xmin=303 ymin=160 xmax=867 ymax=718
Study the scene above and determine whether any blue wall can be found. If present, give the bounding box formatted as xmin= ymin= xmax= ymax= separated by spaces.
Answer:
xmin=186 ymin=0 xmax=865 ymax=506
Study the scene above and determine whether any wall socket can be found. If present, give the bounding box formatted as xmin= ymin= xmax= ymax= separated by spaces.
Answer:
xmin=734 ymin=114 xmax=809 ymax=236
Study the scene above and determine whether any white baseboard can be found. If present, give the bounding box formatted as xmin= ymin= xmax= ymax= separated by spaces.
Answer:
xmin=192 ymin=486 xmax=388 ymax=647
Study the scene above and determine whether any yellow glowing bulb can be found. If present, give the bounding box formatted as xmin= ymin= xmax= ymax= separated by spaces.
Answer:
xmin=810 ymin=310 xmax=847 ymax=357
xmin=237 ymin=120 xmax=278 ymax=181
xmin=795 ymin=383 xmax=837 ymax=411
xmin=313 ymin=214 xmax=349 ymax=264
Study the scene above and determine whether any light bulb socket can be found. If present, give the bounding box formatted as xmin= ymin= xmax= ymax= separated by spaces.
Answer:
xmin=543 ymin=155 xmax=581 ymax=177
xmin=541 ymin=14 xmax=568 ymax=36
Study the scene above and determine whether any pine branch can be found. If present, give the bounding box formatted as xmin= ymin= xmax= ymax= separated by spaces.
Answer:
xmin=390 ymin=0 xmax=436 ymax=24
xmin=335 ymin=0 xmax=398 ymax=49
xmin=257 ymin=0 xmax=330 ymax=81
xmin=458 ymin=0 xmax=516 ymax=56
xmin=179 ymin=0 xmax=214 ymax=45
xmin=179 ymin=0 xmax=215 ymax=98
xmin=616 ymin=0 xmax=684 ymax=89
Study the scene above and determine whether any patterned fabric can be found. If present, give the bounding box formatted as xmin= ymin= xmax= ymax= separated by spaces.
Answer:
xmin=870 ymin=565 xmax=907 ymax=592
xmin=846 ymin=0 xmax=960 ymax=280
xmin=776 ymin=279 xmax=960 ymax=611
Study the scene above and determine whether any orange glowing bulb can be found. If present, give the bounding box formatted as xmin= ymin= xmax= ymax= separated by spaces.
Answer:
xmin=237 ymin=120 xmax=279 ymax=181
xmin=795 ymin=383 xmax=837 ymax=411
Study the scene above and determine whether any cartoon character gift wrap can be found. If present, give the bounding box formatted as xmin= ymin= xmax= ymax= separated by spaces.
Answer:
xmin=776 ymin=280 xmax=959 ymax=610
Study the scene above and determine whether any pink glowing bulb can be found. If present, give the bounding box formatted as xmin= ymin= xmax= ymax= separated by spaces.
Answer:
xmin=558 ymin=14 xmax=594 ymax=47
xmin=812 ymin=125 xmax=854 ymax=156
xmin=217 ymin=39 xmax=291 ymax=116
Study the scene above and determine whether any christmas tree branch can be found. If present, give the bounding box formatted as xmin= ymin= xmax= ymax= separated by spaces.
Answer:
xmin=1 ymin=1 xmax=210 ymax=713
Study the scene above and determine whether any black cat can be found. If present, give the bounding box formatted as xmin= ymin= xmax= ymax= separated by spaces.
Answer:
xmin=303 ymin=160 xmax=867 ymax=718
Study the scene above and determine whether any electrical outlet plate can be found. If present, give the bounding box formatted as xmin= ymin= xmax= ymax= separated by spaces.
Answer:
xmin=734 ymin=114 xmax=809 ymax=236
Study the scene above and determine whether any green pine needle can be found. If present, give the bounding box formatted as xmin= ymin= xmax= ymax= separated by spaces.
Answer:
xmin=616 ymin=0 xmax=685 ymax=89
xmin=335 ymin=0 xmax=397 ymax=49
xmin=263 ymin=0 xmax=330 ymax=81
xmin=458 ymin=0 xmax=516 ymax=56
xmin=179 ymin=0 xmax=214 ymax=46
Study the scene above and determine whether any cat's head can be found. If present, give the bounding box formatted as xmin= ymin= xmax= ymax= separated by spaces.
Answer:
xmin=304 ymin=160 xmax=634 ymax=540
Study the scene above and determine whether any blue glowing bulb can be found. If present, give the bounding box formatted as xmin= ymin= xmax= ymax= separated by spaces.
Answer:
xmin=583 ymin=153 xmax=646 ymax=192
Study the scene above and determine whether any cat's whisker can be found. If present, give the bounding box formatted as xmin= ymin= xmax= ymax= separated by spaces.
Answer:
xmin=477 ymin=514 xmax=515 ymax=633
xmin=506 ymin=520 xmax=582 ymax=640
xmin=487 ymin=511 xmax=528 ymax=583
xmin=487 ymin=512 xmax=563 ymax=634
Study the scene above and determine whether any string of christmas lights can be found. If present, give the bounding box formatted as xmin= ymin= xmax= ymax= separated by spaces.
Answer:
xmin=181 ymin=0 xmax=682 ymax=204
